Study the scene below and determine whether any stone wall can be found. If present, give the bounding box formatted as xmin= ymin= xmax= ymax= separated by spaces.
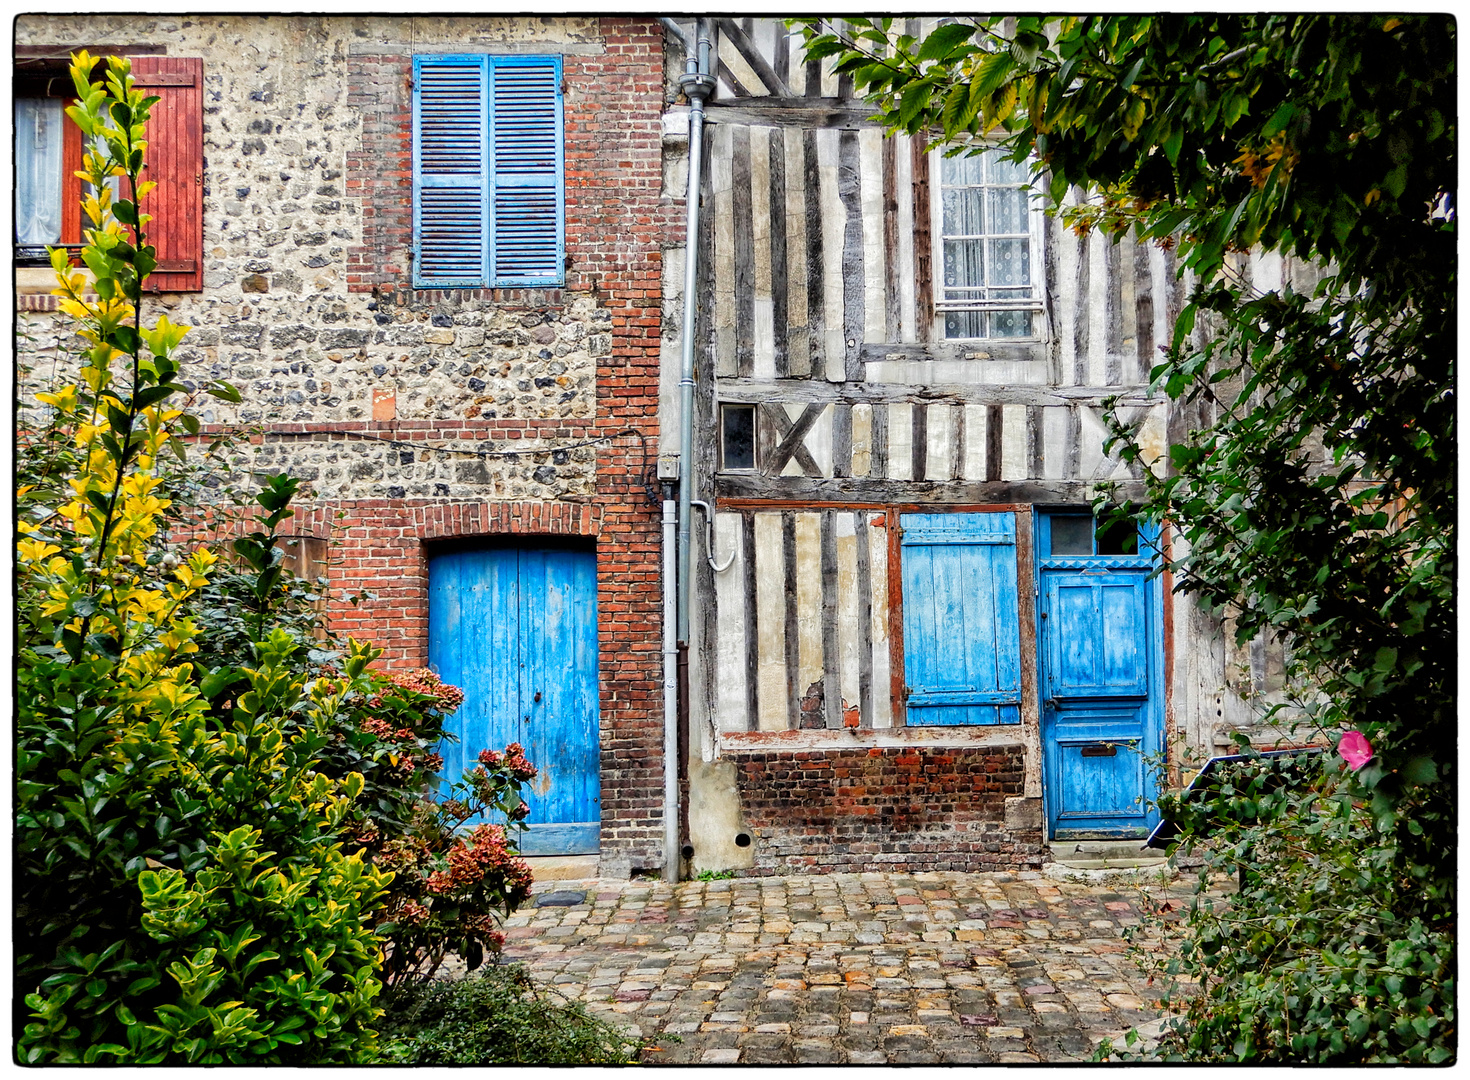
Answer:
xmin=15 ymin=15 xmax=674 ymax=873
xmin=731 ymin=746 xmax=1047 ymax=875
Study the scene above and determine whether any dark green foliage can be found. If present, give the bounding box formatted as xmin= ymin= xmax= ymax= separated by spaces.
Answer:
xmin=794 ymin=15 xmax=1453 ymax=1063
xmin=378 ymin=966 xmax=639 ymax=1065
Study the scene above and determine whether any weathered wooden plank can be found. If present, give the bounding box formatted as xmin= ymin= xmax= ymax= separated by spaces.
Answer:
xmin=949 ymin=403 xmax=965 ymax=482
xmin=1028 ymin=404 xmax=1045 ymax=479
xmin=882 ymin=134 xmax=901 ymax=344
xmin=911 ymin=134 xmax=934 ymax=342
xmin=794 ymin=512 xmax=823 ymax=719
xmin=715 ymin=17 xmax=792 ymax=97
xmin=885 ymin=508 xmax=907 ymax=726
xmin=911 ymin=401 xmax=928 ymax=480
xmin=768 ymin=127 xmax=789 ymax=378
xmin=1105 ymin=236 xmax=1124 ymax=384
xmin=985 ymin=403 xmax=1003 ymax=482
xmin=714 ymin=477 xmax=1155 ymax=507
xmin=820 ymin=509 xmax=842 ymax=728
xmin=1135 ymin=235 xmax=1155 ymax=384
xmin=838 ymin=129 xmax=864 ymax=380
xmin=717 ymin=58 xmax=753 ymax=99
xmin=782 ymin=511 xmax=801 ymax=729
xmin=831 ymin=402 xmax=852 ymax=479
xmin=1014 ymin=507 xmax=1043 ymax=797
xmin=1065 ymin=403 xmax=1082 ymax=479
xmin=711 ymin=124 xmax=737 ymax=378
xmin=854 ymin=509 xmax=874 ymax=727
xmin=1072 ymin=223 xmax=1090 ymax=386
xmin=867 ymin=513 xmax=893 ymax=728
xmin=732 ymin=125 xmax=755 ymax=378
xmin=773 ymin=17 xmax=791 ymax=91
xmin=762 ymin=400 xmax=824 ymax=475
xmin=871 ymin=400 xmax=889 ymax=479
xmin=835 ymin=511 xmax=861 ymax=725
xmin=803 ymin=127 xmax=825 ymax=380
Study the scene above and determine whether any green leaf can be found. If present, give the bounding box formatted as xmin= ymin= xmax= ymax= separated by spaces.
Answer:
xmin=917 ymin=22 xmax=977 ymax=64
xmin=974 ymin=51 xmax=1014 ymax=97
xmin=206 ymin=380 xmax=243 ymax=404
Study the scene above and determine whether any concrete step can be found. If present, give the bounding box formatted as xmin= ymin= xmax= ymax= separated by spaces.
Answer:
xmin=521 ymin=854 xmax=600 ymax=884
xmin=1045 ymin=840 xmax=1172 ymax=882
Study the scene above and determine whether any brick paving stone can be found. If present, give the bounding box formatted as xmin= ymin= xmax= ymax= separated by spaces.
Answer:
xmin=496 ymin=869 xmax=1225 ymax=1064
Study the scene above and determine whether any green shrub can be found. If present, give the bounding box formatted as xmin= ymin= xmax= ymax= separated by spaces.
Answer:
xmin=378 ymin=966 xmax=639 ymax=1064
xmin=15 ymin=53 xmax=391 ymax=1064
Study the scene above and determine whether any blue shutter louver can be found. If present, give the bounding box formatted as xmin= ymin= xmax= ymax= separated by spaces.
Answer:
xmin=413 ymin=55 xmax=563 ymax=289
xmin=491 ymin=59 xmax=563 ymax=284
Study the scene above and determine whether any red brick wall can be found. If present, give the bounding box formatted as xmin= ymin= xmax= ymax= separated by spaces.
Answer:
xmin=731 ymin=746 xmax=1046 ymax=875
xmin=321 ymin=18 xmax=671 ymax=870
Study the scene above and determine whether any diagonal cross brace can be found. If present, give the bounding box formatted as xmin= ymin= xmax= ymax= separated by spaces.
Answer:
xmin=762 ymin=401 xmax=825 ymax=476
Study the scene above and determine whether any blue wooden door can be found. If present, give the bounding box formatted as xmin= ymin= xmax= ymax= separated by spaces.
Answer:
xmin=900 ymin=513 xmax=1022 ymax=725
xmin=1037 ymin=516 xmax=1162 ymax=839
xmin=428 ymin=545 xmax=600 ymax=855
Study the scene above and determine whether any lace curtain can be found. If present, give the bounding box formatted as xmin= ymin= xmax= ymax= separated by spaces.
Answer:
xmin=15 ymin=98 xmax=63 ymax=245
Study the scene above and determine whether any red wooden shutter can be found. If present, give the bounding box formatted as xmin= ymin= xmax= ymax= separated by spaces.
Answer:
xmin=131 ymin=57 xmax=203 ymax=292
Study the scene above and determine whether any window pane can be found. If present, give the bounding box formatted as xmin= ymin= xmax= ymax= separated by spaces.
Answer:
xmin=15 ymin=98 xmax=63 ymax=245
xmin=940 ymin=152 xmax=984 ymax=186
xmin=944 ymin=310 xmax=986 ymax=339
xmin=986 ymin=151 xmax=1029 ymax=185
xmin=987 ymin=185 xmax=1028 ymax=234
xmin=1049 ymin=516 xmax=1093 ymax=555
xmin=988 ymin=309 xmax=1033 ymax=338
xmin=722 ymin=405 xmax=755 ymax=470
xmin=942 ymin=238 xmax=985 ymax=289
xmin=1096 ymin=516 xmax=1139 ymax=555
xmin=988 ymin=238 xmax=1030 ymax=287
xmin=941 ymin=186 xmax=984 ymax=236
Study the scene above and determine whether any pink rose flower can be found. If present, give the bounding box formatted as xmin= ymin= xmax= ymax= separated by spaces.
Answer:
xmin=1338 ymin=730 xmax=1374 ymax=771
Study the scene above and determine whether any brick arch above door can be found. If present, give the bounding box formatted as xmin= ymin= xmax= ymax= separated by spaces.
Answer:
xmin=284 ymin=498 xmax=602 ymax=666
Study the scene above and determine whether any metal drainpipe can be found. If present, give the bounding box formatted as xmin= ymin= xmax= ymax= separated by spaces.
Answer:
xmin=658 ymin=16 xmax=715 ymax=883
xmin=675 ymin=18 xmax=714 ymax=647
xmin=661 ymin=497 xmax=679 ymax=882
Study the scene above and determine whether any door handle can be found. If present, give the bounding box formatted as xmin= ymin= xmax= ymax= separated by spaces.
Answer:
xmin=533 ymin=691 xmax=542 ymax=703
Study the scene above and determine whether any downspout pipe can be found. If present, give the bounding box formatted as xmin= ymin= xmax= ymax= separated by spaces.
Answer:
xmin=672 ymin=17 xmax=714 ymax=647
xmin=660 ymin=16 xmax=715 ymax=883
xmin=661 ymin=496 xmax=679 ymax=882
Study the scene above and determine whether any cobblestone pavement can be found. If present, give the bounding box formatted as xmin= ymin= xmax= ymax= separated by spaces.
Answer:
xmin=501 ymin=869 xmax=1216 ymax=1064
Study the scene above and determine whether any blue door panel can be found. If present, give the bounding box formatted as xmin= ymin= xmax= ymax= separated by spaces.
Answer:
xmin=901 ymin=512 xmax=1021 ymax=727
xmin=428 ymin=546 xmax=599 ymax=855
xmin=1056 ymin=740 xmax=1144 ymax=820
xmin=1039 ymin=529 xmax=1162 ymax=839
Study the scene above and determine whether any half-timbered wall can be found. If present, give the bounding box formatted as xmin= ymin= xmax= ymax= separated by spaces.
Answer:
xmin=671 ymin=18 xmax=1300 ymax=759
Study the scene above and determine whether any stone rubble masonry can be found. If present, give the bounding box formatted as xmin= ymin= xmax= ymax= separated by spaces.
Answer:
xmin=15 ymin=15 xmax=674 ymax=872
xmin=733 ymin=746 xmax=1046 ymax=875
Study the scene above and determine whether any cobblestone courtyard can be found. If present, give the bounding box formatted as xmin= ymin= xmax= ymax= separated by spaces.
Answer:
xmin=500 ymin=869 xmax=1211 ymax=1064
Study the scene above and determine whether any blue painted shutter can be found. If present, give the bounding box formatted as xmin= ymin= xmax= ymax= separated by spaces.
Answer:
xmin=490 ymin=57 xmax=564 ymax=285
xmin=414 ymin=56 xmax=491 ymax=287
xmin=900 ymin=513 xmax=1022 ymax=725
xmin=413 ymin=55 xmax=563 ymax=288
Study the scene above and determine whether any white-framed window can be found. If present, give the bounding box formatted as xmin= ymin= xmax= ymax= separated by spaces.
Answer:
xmin=933 ymin=146 xmax=1044 ymax=341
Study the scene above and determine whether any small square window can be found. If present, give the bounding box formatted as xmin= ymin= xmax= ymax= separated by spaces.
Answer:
xmin=721 ymin=404 xmax=755 ymax=471
xmin=1045 ymin=513 xmax=1140 ymax=556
